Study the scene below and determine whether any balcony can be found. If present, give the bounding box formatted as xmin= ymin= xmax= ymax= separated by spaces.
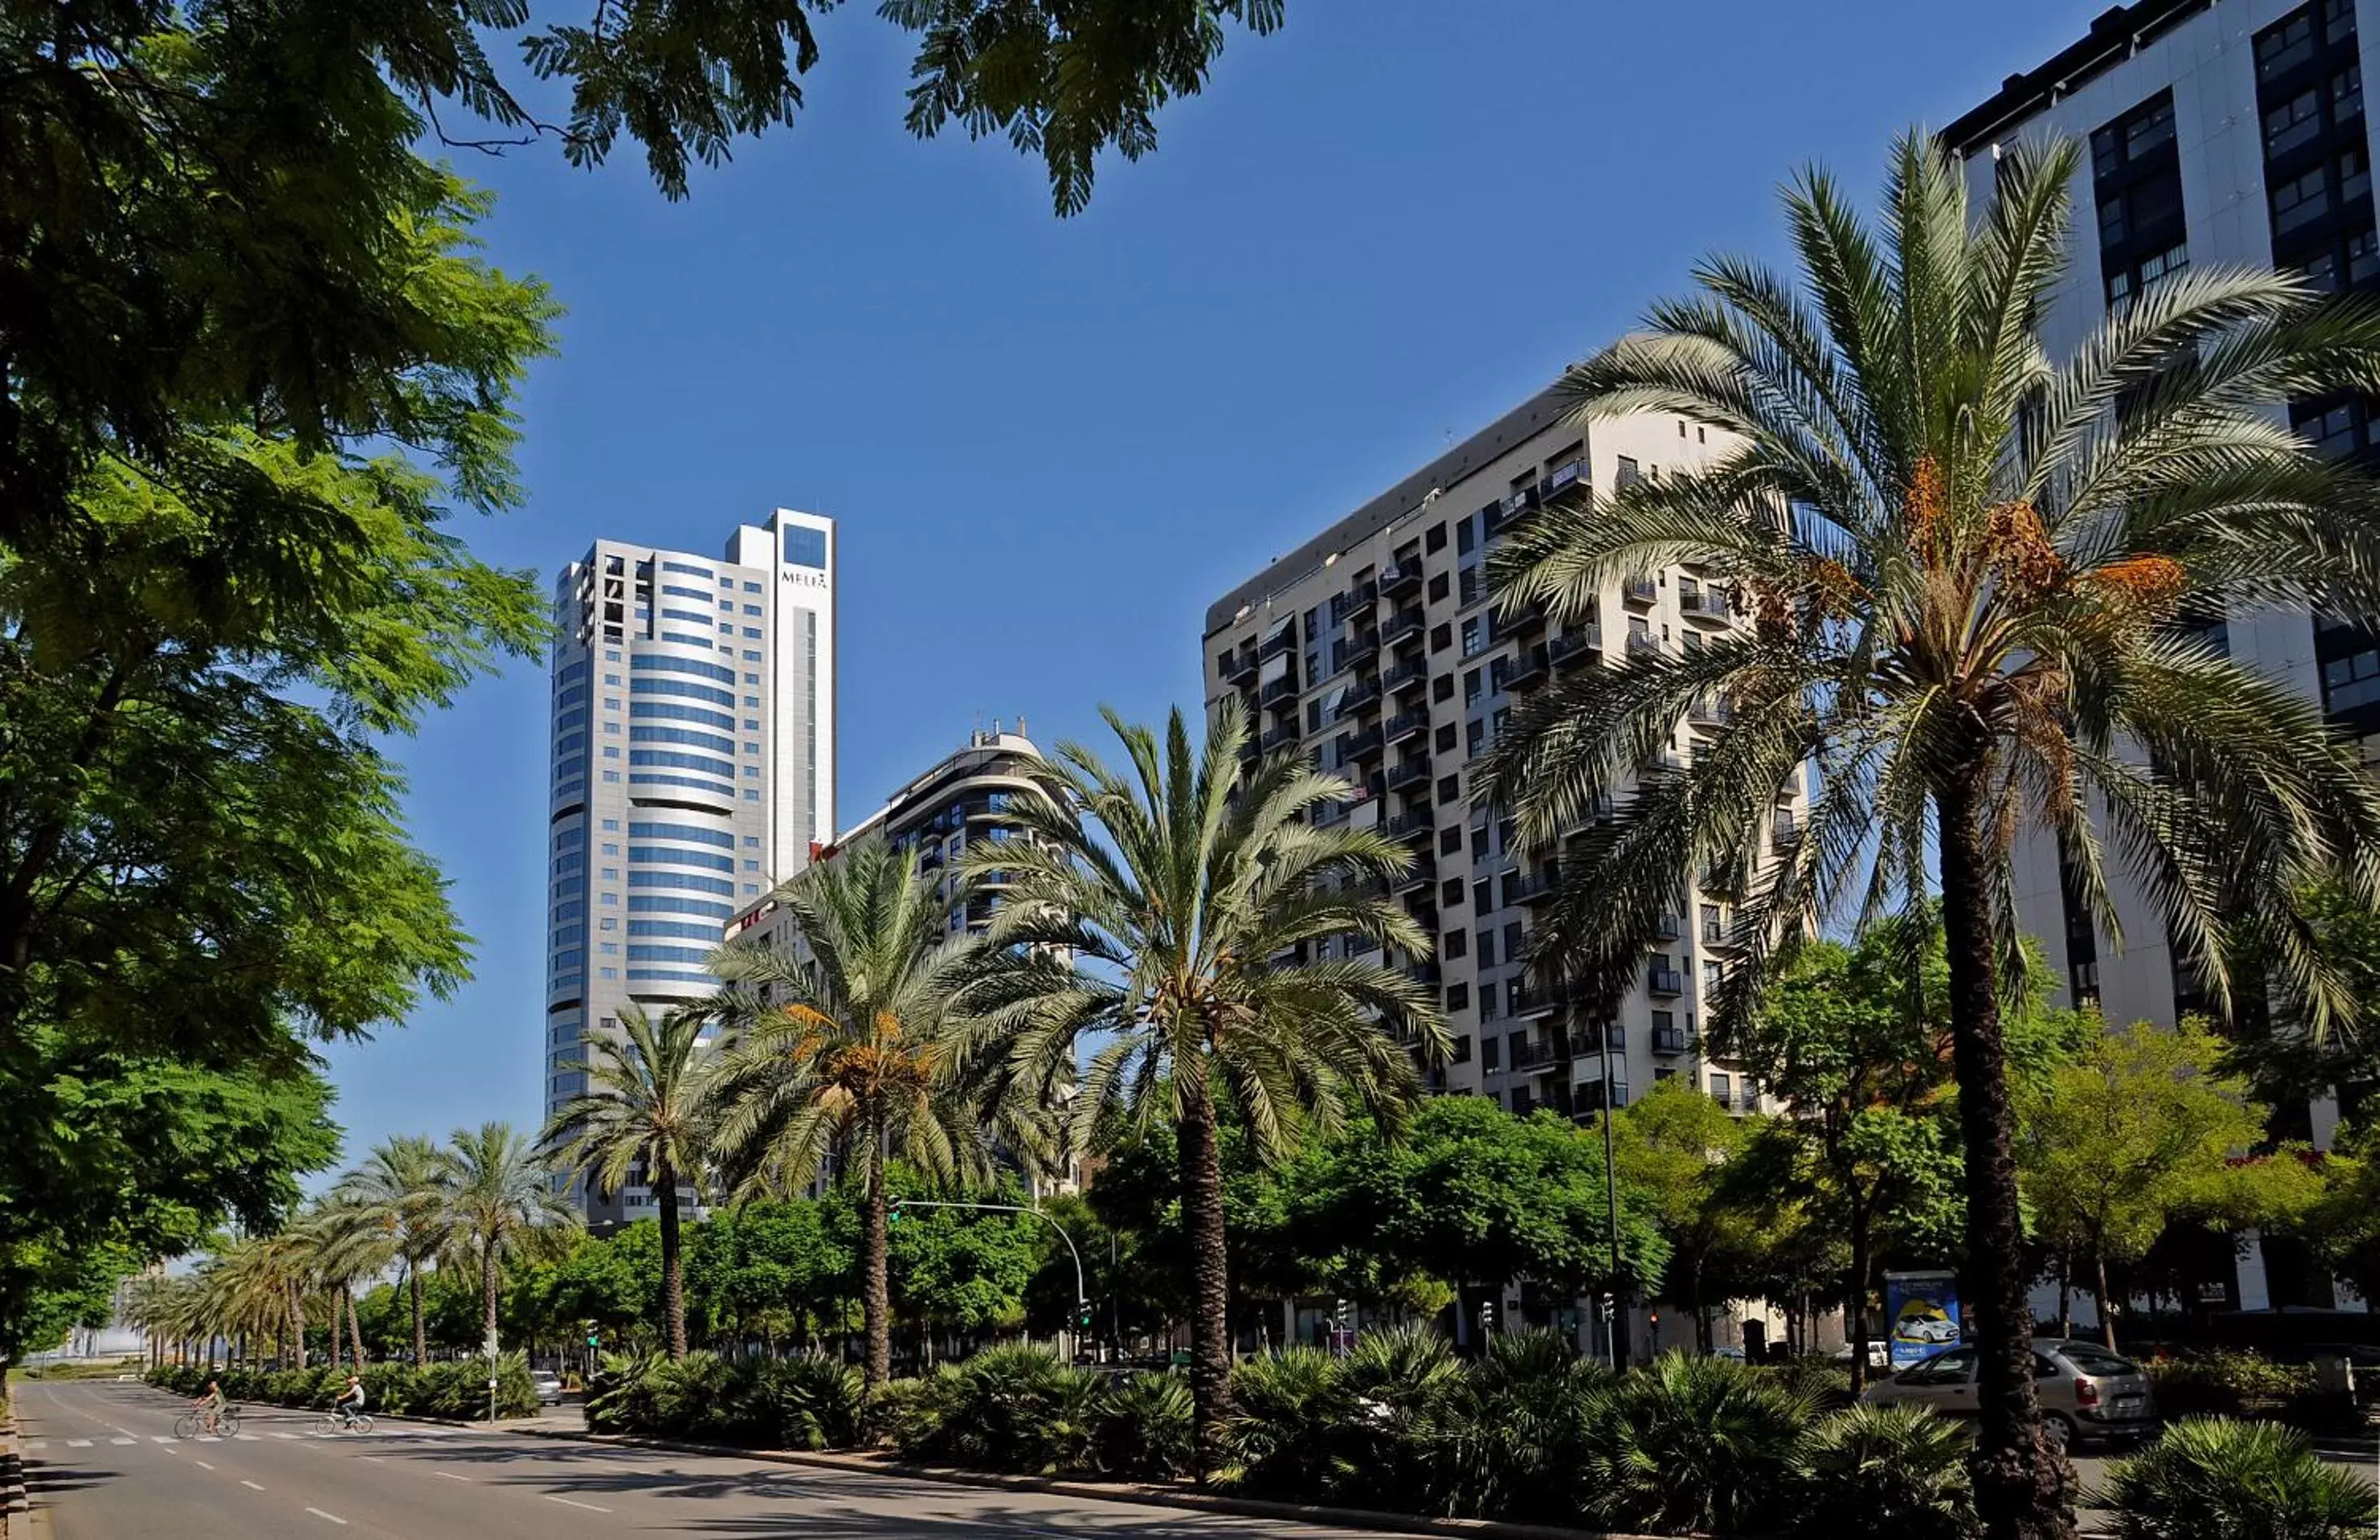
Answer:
xmin=1381 ymin=658 xmax=1429 ymax=695
xmin=1385 ymin=757 xmax=1432 ymax=791
xmin=1338 ymin=677 xmax=1381 ymax=714
xmin=1403 ymin=958 xmax=1443 ymax=986
xmin=1505 ymin=648 xmax=1550 ymax=693
xmin=1701 ymin=912 xmax=1726 ymax=946
xmin=1513 ymin=1040 xmax=1558 ymax=1071
xmin=1381 ymin=607 xmax=1426 ymax=646
xmin=1381 ymin=563 xmax=1424 ymax=599
xmin=1259 ymin=723 xmax=1302 ymax=753
xmin=1622 ymin=573 xmax=1658 ymax=606
xmin=1511 ymin=867 xmax=1562 ymax=906
xmin=1259 ymin=674 xmax=1300 ymax=706
xmin=1260 ymin=625 xmax=1297 ymax=658
xmin=1647 ymin=966 xmax=1686 ymax=997
xmin=1396 ymin=850 xmax=1438 ymax=890
xmin=1343 ymin=580 xmax=1377 ymax=611
xmin=1512 ymin=980 xmax=1570 ymax=1019
xmin=1222 ymin=649 xmax=1258 ymax=685
xmin=1339 ymin=631 xmax=1381 ymax=670
xmin=1549 ymin=627 xmax=1601 ymax=667
xmin=1772 ymin=808 xmax=1800 ymax=843
xmin=1500 ymin=597 xmax=1548 ymax=636
xmin=1542 ymin=457 xmax=1588 ymax=500
xmin=1687 ymin=695 xmax=1733 ymax=727
xmin=1652 ymin=912 xmax=1681 ymax=941
xmin=916 ymin=844 xmax=946 ymax=872
xmin=1679 ymin=585 xmax=1729 ymax=622
xmin=1335 ymin=725 xmax=1384 ymax=761
xmin=1459 ymin=568 xmax=1490 ymax=607
xmin=1386 ymin=811 xmax=1436 ymax=843
xmin=1385 ymin=706 xmax=1430 ymax=744
xmin=1651 ymin=1026 xmax=1690 ymax=1055
xmin=1626 ymin=631 xmax=1660 ymax=658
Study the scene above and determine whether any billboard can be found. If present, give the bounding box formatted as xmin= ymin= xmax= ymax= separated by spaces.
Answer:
xmin=1883 ymin=1270 xmax=1962 ymax=1368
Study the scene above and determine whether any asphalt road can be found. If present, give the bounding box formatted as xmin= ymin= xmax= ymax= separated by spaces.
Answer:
xmin=15 ymin=1376 xmax=1391 ymax=1540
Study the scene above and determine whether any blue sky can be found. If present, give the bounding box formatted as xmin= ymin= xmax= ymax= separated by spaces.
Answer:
xmin=316 ymin=0 xmax=2090 ymax=1173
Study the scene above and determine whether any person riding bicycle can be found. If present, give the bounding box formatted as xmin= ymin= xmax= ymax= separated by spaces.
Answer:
xmin=333 ymin=1374 xmax=367 ymax=1429
xmin=191 ymin=1378 xmax=227 ymax=1436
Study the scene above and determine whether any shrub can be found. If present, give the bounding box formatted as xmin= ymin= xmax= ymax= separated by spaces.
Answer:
xmin=1446 ymin=1329 xmax=1609 ymax=1522
xmin=751 ymin=1356 xmax=866 ymax=1451
xmin=1581 ymin=1349 xmax=1815 ymax=1537
xmin=2096 ymin=1417 xmax=2378 ymax=1540
xmin=1785 ymin=1403 xmax=1978 ymax=1540
xmin=145 ymin=1355 xmax=533 ymax=1419
xmin=2140 ymin=1351 xmax=2317 ymax=1419
xmin=888 ymin=1345 xmax=1105 ymax=1475
xmin=1094 ymin=1373 xmax=1194 ymax=1480
xmin=1760 ymin=1353 xmax=1856 ymax=1410
xmin=1223 ymin=1347 xmax=1360 ymax=1500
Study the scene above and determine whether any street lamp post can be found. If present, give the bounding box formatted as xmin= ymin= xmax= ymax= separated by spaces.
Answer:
xmin=1598 ymin=1019 xmax=1623 ymax=1371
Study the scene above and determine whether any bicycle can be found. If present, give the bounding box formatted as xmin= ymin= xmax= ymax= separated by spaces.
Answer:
xmin=174 ymin=1407 xmax=241 ymax=1439
xmin=313 ymin=1409 xmax=375 ymax=1436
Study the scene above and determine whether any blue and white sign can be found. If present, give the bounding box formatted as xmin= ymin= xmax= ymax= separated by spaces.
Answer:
xmin=1884 ymin=1270 xmax=1962 ymax=1368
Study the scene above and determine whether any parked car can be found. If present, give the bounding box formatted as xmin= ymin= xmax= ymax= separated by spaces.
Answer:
xmin=1862 ymin=1338 xmax=2156 ymax=1449
xmin=530 ymin=1371 xmax=565 ymax=1406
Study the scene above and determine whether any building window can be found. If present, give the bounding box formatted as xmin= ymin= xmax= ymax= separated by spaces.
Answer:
xmin=1429 ymin=623 xmax=1452 ymax=654
xmin=1480 ymin=1033 xmax=1499 ymax=1070
xmin=1476 ymin=930 xmax=1497 ymax=967
xmin=1709 ymin=1070 xmax=1733 ymax=1105
xmin=1457 ymin=519 xmax=1476 ymax=556
xmin=1444 ymin=929 xmax=1468 ymax=959
xmin=1441 ymin=878 xmax=1463 ymax=909
xmin=1433 ymin=674 xmax=1454 ymax=702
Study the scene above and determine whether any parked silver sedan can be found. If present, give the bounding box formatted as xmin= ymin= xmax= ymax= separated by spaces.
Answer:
xmin=1861 ymin=1338 xmax=2157 ymax=1449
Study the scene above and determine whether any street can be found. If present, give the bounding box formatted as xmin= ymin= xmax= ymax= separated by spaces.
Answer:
xmin=14 ymin=1377 xmax=1387 ymax=1540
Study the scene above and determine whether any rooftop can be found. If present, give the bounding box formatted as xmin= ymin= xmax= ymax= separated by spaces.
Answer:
xmin=1941 ymin=0 xmax=2211 ymax=157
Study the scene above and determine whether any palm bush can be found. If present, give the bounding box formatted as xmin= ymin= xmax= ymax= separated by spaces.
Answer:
xmin=1787 ymin=1403 xmax=1979 ymax=1540
xmin=2096 ymin=1418 xmax=2377 ymax=1540
xmin=754 ymin=1355 xmax=866 ymax=1451
xmin=1447 ymin=1328 xmax=1611 ymax=1521
xmin=1222 ymin=1347 xmax=1354 ymax=1499
xmin=1482 ymin=128 xmax=2380 ymax=1540
xmin=1097 ymin=1373 xmax=1195 ymax=1480
xmin=887 ymin=1344 xmax=1104 ymax=1474
xmin=1580 ymin=1349 xmax=1815 ymax=1536
xmin=1332 ymin=1323 xmax=1466 ymax=1516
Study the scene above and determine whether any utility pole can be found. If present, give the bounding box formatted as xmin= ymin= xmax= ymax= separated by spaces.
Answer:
xmin=1599 ymin=1016 xmax=1623 ymax=1370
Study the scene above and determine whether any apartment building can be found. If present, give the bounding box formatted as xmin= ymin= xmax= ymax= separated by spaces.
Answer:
xmin=1202 ymin=391 xmax=1794 ymax=1120
xmin=724 ymin=723 xmax=1045 ymax=955
xmin=545 ymin=508 xmax=837 ymax=1225
xmin=1945 ymin=0 xmax=2378 ymax=1135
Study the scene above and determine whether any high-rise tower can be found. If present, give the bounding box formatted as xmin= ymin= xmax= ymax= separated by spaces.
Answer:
xmin=543 ymin=508 xmax=836 ymax=1223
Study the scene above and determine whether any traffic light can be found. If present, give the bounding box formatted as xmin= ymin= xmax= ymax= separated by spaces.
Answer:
xmin=887 ymin=1198 xmax=904 ymax=1226
xmin=583 ymin=1323 xmax=599 ymax=1349
xmin=1076 ymin=1302 xmax=1094 ymax=1331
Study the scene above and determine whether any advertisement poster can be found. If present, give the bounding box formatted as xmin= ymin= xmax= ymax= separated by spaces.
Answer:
xmin=1883 ymin=1271 xmax=1962 ymax=1369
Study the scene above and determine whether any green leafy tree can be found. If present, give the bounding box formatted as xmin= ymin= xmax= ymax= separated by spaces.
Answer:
xmin=437 ymin=1122 xmax=580 ymax=1353
xmin=1609 ymin=1077 xmax=1763 ymax=1355
xmin=867 ymin=1173 xmax=1043 ymax=1343
xmin=962 ymin=701 xmax=1446 ymax=1475
xmin=2016 ymin=1019 xmax=2318 ymax=1349
xmin=705 ymin=835 xmax=1049 ymax=1407
xmin=337 ymin=1135 xmax=453 ymax=1366
xmin=1480 ymin=132 xmax=2380 ymax=1540
xmin=687 ymin=1198 xmax=854 ymax=1349
xmin=543 ymin=1004 xmax=724 ymax=1360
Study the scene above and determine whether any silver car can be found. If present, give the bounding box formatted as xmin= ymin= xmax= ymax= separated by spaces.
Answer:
xmin=1861 ymin=1338 xmax=2156 ymax=1449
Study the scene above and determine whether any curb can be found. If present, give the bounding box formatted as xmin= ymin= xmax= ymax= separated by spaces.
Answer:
xmin=2 ymin=1405 xmax=27 ymax=1538
xmin=498 ymin=1422 xmax=1658 ymax=1540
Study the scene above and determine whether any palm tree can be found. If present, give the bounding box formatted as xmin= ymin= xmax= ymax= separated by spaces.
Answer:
xmin=294 ymin=1201 xmax=392 ymax=1370
xmin=958 ymin=701 xmax=1447 ymax=1478
xmin=1480 ymin=132 xmax=2380 ymax=1540
xmin=541 ymin=1004 xmax=723 ymax=1360
xmin=193 ymin=1233 xmax=303 ymax=1365
xmin=436 ymin=1122 xmax=580 ymax=1354
xmin=337 ymin=1135 xmax=451 ymax=1365
xmin=704 ymin=835 xmax=1052 ymax=1409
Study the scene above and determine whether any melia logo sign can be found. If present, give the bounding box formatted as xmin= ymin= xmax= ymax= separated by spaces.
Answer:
xmin=781 ymin=568 xmax=828 ymax=590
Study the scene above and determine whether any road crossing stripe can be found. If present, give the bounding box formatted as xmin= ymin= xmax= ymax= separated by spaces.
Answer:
xmin=22 ymin=1442 xmax=43 ymax=1452
xmin=110 ymin=1437 xmax=135 ymax=1445
xmin=272 ymin=1432 xmax=298 ymax=1440
xmin=65 ymin=1439 xmax=90 ymax=1448
xmin=150 ymin=1436 xmax=171 ymax=1443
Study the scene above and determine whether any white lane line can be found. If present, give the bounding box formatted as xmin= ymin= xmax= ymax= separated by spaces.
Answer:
xmin=436 ymin=1472 xmax=470 ymax=1483
xmin=304 ymin=1508 xmax=348 ymax=1526
xmin=235 ymin=1433 xmax=259 ymax=1441
xmin=543 ymin=1495 xmax=612 ymax=1514
xmin=110 ymin=1436 xmax=135 ymax=1445
xmin=272 ymin=1431 xmax=299 ymax=1440
xmin=195 ymin=1460 xmax=215 ymax=1471
xmin=23 ymin=1441 xmax=44 ymax=1452
xmin=65 ymin=1439 xmax=91 ymax=1448
xmin=160 ymin=1445 xmax=178 ymax=1457
xmin=240 ymin=1479 xmax=265 ymax=1491
xmin=150 ymin=1435 xmax=172 ymax=1443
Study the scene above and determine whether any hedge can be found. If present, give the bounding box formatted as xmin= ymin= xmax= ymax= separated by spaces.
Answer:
xmin=146 ymin=1354 xmax=539 ymax=1420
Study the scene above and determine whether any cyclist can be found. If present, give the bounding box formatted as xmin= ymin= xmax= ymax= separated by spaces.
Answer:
xmin=191 ymin=1377 xmax=228 ymax=1436
xmin=332 ymin=1374 xmax=367 ymax=1430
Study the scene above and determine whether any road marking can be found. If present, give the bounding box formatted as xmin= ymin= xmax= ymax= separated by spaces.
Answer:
xmin=272 ymin=1431 xmax=299 ymax=1440
xmin=160 ymin=1445 xmax=178 ymax=1457
xmin=234 ymin=1433 xmax=259 ymax=1441
xmin=543 ymin=1496 xmax=612 ymax=1514
xmin=436 ymin=1472 xmax=470 ymax=1482
xmin=22 ymin=1441 xmax=43 ymax=1452
xmin=304 ymin=1508 xmax=348 ymax=1526
xmin=240 ymin=1479 xmax=264 ymax=1491
xmin=195 ymin=1461 xmax=215 ymax=1471
xmin=66 ymin=1439 xmax=91 ymax=1448
xmin=110 ymin=1436 xmax=135 ymax=1445
xmin=151 ymin=1435 xmax=172 ymax=1443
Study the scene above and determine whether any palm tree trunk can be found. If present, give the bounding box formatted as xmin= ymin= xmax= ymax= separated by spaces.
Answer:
xmin=290 ymin=1282 xmax=307 ymax=1371
xmin=862 ymin=1118 xmax=892 ymax=1406
xmin=2057 ymin=1251 xmax=2073 ymax=1341
xmin=329 ymin=1288 xmax=343 ymax=1372
xmin=348 ymin=1288 xmax=365 ymax=1366
xmin=2094 ymin=1242 xmax=2117 ymax=1353
xmin=410 ymin=1266 xmax=427 ymax=1366
xmin=658 ymin=1156 xmax=688 ymax=1361
xmin=1938 ymin=766 xmax=2072 ymax=1540
xmin=481 ymin=1240 xmax=500 ymax=1354
xmin=1848 ymin=1190 xmax=1871 ymax=1396
xmin=1177 ymin=1070 xmax=1234 ymax=1482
